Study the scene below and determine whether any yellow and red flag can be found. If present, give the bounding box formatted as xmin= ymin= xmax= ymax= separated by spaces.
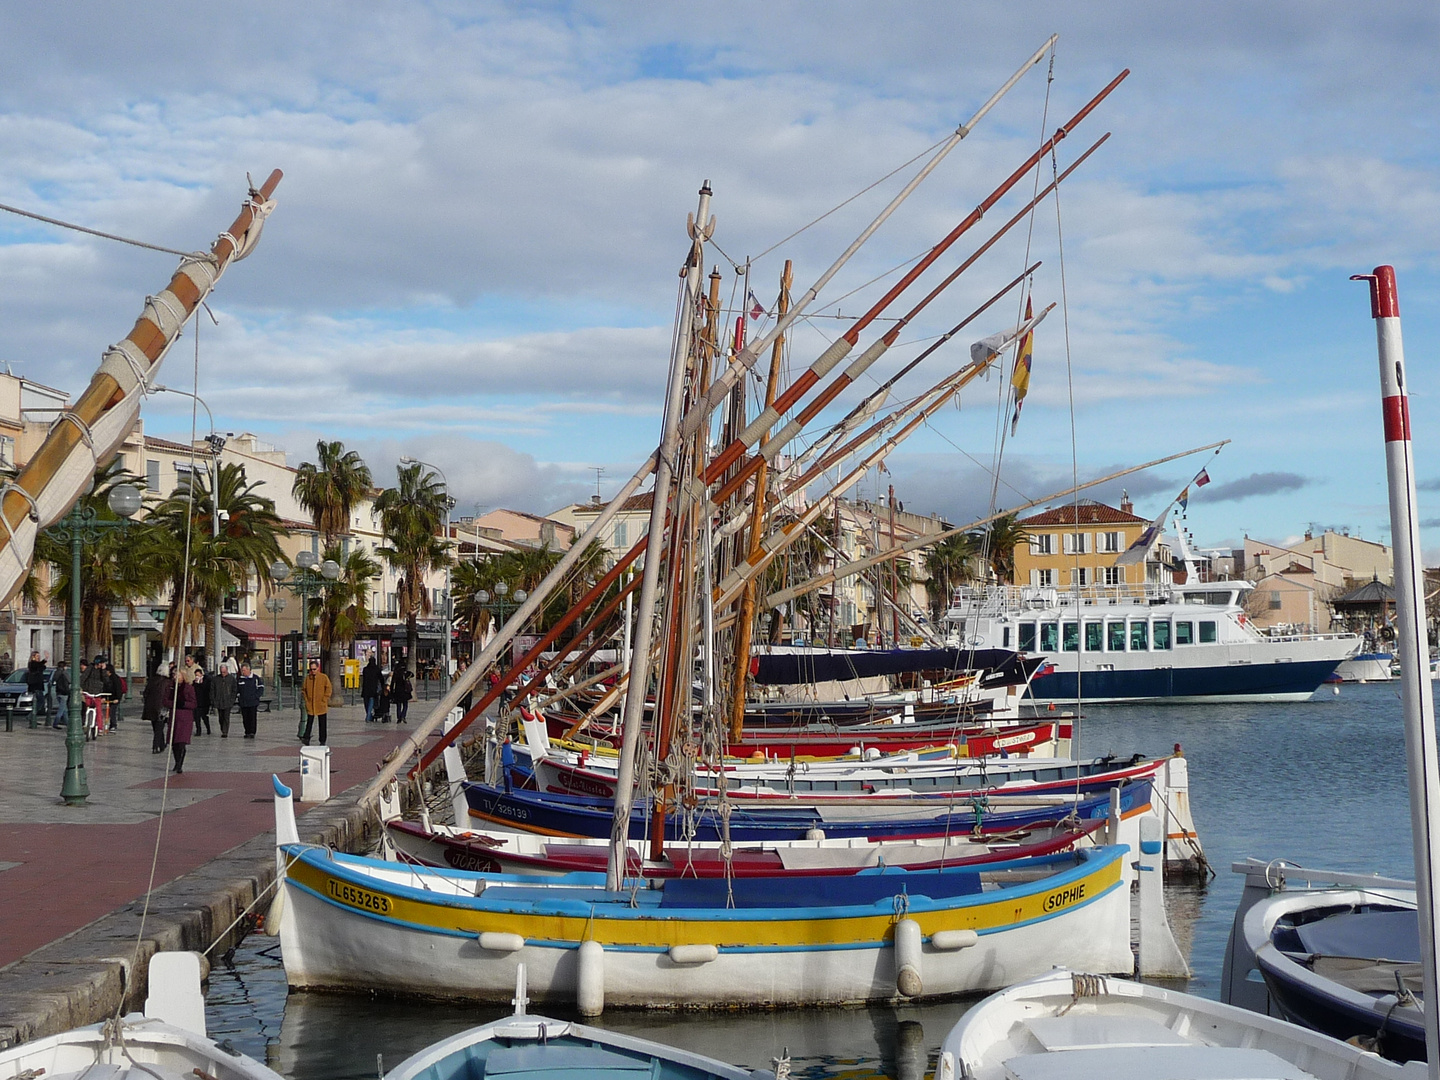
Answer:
xmin=1010 ymin=296 xmax=1034 ymax=435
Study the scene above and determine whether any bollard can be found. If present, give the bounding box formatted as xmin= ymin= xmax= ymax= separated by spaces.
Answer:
xmin=894 ymin=918 xmax=922 ymax=997
xmin=577 ymin=940 xmax=605 ymax=1016
xmin=1136 ymin=816 xmax=1190 ymax=977
xmin=300 ymin=744 xmax=331 ymax=802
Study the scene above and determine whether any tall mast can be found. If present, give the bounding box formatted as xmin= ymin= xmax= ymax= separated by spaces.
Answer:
xmin=728 ymin=260 xmax=792 ymax=740
xmin=1354 ymin=264 xmax=1440 ymax=1073
xmin=606 ymin=181 xmax=712 ymax=891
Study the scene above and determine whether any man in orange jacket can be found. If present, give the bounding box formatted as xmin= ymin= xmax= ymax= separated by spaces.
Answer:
xmin=301 ymin=660 xmax=333 ymax=745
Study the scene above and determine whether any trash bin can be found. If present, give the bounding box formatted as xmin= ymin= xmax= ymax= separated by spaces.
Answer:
xmin=300 ymin=744 xmax=331 ymax=802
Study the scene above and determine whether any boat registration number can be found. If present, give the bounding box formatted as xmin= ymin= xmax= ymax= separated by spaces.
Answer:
xmin=327 ymin=879 xmax=393 ymax=914
xmin=1041 ymin=882 xmax=1086 ymax=913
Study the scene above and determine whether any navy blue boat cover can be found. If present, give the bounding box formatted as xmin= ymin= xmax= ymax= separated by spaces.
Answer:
xmin=750 ymin=647 xmax=1027 ymax=685
xmin=1295 ymin=907 xmax=1419 ymax=962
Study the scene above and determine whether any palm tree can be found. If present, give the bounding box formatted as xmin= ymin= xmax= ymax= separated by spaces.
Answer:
xmin=376 ymin=461 xmax=451 ymax=668
xmin=923 ymin=531 xmax=981 ymax=620
xmin=292 ymin=440 xmax=374 ymax=545
xmin=982 ymin=514 xmax=1030 ymax=585
xmin=35 ymin=461 xmax=168 ymax=659
xmin=151 ymin=462 xmax=287 ymax=663
xmin=311 ymin=542 xmax=381 ymax=662
xmin=293 ymin=440 xmax=373 ymax=697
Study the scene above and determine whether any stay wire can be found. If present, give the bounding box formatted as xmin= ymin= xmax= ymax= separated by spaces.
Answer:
xmin=0 ymin=200 xmax=194 ymax=258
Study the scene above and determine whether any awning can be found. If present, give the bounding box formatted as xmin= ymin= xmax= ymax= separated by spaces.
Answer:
xmin=223 ymin=617 xmax=279 ymax=641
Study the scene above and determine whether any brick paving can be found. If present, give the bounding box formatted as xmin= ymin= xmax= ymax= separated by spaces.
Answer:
xmin=0 ymin=698 xmax=437 ymax=968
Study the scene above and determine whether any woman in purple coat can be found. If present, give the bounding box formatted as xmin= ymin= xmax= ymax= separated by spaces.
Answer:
xmin=171 ymin=666 xmax=197 ymax=774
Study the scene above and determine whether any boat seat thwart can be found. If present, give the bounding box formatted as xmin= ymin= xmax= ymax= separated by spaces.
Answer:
xmin=1001 ymin=1044 xmax=1318 ymax=1080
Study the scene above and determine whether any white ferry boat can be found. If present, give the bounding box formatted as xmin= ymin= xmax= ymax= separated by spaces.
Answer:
xmin=943 ymin=577 xmax=1359 ymax=704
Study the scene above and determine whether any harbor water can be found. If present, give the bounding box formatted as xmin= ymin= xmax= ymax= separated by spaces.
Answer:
xmin=206 ymin=682 xmax=1416 ymax=1079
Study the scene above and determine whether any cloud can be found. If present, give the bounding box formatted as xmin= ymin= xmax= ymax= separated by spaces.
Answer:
xmin=1197 ymin=472 xmax=1310 ymax=502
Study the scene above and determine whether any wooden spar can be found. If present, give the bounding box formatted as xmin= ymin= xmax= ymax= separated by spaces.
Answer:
xmin=606 ymin=182 xmax=712 ymax=892
xmin=785 ymin=263 xmax=1039 ymax=486
xmin=1354 ymin=265 xmax=1440 ymax=1071
xmin=889 ymin=484 xmax=899 ymax=646
xmin=728 ymin=261 xmax=792 ymax=740
xmin=704 ymin=71 xmax=1127 ymax=484
xmin=705 ymin=129 xmax=1107 ymax=512
xmin=761 ymin=441 xmax=1233 ymax=613
xmin=681 ymin=37 xmax=1058 ymax=446
xmin=709 ymin=327 xmax=1030 ymax=615
xmin=0 ymin=171 xmax=283 ymax=606
xmin=360 ymin=44 xmax=1062 ymax=809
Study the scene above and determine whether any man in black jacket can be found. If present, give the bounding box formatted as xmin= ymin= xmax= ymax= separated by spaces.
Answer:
xmin=236 ymin=662 xmax=263 ymax=738
xmin=52 ymin=663 xmax=70 ymax=730
xmin=361 ymin=654 xmax=382 ymax=722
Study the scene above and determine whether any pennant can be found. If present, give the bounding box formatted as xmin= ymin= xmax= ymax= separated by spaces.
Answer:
xmin=1113 ymin=507 xmax=1170 ymax=567
xmin=747 ymin=291 xmax=766 ymax=321
xmin=1178 ymin=486 xmax=1189 ymax=513
xmin=1195 ymin=468 xmax=1211 ymax=488
xmin=1010 ymin=296 xmax=1034 ymax=435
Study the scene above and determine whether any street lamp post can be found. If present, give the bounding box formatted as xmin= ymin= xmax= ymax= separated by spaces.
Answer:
xmin=270 ymin=550 xmax=339 ymax=735
xmin=46 ymin=483 xmax=143 ymax=805
xmin=264 ymin=595 xmax=286 ymax=700
xmin=400 ymin=456 xmax=454 ymax=691
xmin=474 ymin=580 xmax=529 ymax=662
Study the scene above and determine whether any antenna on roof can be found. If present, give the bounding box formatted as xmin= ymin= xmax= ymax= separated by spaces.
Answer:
xmin=591 ymin=467 xmax=605 ymax=500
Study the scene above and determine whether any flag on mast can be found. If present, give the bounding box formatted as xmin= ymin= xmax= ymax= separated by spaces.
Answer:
xmin=1195 ymin=468 xmax=1211 ymax=488
xmin=1010 ymin=296 xmax=1035 ymax=435
xmin=747 ymin=291 xmax=765 ymax=321
xmin=1114 ymin=507 xmax=1170 ymax=568
xmin=1178 ymin=486 xmax=1190 ymax=512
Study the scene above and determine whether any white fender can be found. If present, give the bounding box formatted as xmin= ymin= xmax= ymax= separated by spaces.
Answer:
xmin=668 ymin=943 xmax=719 ymax=964
xmin=930 ymin=929 xmax=978 ymax=951
xmin=577 ymin=939 xmax=605 ymax=1016
xmin=895 ymin=918 xmax=922 ymax=997
xmin=479 ymin=932 xmax=525 ymax=953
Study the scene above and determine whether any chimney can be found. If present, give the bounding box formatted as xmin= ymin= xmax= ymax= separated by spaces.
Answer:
xmin=590 ymin=494 xmax=602 ymax=506
xmin=1120 ymin=489 xmax=1133 ymax=515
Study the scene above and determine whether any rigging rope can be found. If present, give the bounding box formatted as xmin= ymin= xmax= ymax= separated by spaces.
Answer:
xmin=0 ymin=200 xmax=195 ymax=257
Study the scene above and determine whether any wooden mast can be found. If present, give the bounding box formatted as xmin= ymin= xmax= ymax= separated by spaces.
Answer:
xmin=727 ymin=260 xmax=791 ymax=740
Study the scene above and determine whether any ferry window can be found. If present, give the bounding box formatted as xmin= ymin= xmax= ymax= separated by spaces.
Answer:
xmin=1003 ymin=626 xmax=1012 ymax=648
xmin=1153 ymin=621 xmax=1171 ymax=650
xmin=1085 ymin=622 xmax=1103 ymax=651
xmin=1107 ymin=622 xmax=1126 ymax=651
xmin=1040 ymin=622 xmax=1059 ymax=651
xmin=1019 ymin=623 xmax=1036 ymax=651
xmin=1199 ymin=620 xmax=1218 ymax=643
xmin=1130 ymin=620 xmax=1149 ymax=651
xmin=1176 ymin=621 xmax=1194 ymax=645
xmin=1062 ymin=623 xmax=1079 ymax=652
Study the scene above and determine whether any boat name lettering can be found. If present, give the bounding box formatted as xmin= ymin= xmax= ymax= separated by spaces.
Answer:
xmin=1042 ymin=882 xmax=1086 ymax=912
xmin=327 ymin=879 xmax=392 ymax=914
xmin=992 ymin=732 xmax=1034 ymax=748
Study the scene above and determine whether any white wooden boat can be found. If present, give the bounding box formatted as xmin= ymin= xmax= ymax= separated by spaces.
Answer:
xmin=271 ymin=777 xmax=1135 ymax=1011
xmin=936 ymin=968 xmax=1416 ymax=1080
xmin=384 ymin=967 xmax=772 ymax=1080
xmin=0 ymin=953 xmax=285 ymax=1080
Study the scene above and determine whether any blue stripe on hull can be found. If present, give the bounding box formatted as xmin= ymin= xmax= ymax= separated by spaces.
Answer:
xmin=1029 ymin=658 xmax=1342 ymax=702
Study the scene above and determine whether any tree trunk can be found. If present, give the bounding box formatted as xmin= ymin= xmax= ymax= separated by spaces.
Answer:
xmin=325 ymin=647 xmax=344 ymax=707
xmin=405 ymin=613 xmax=418 ymax=677
xmin=203 ymin=605 xmax=216 ymax=671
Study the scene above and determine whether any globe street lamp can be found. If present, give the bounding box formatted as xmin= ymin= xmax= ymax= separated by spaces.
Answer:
xmin=474 ymin=580 xmax=529 ymax=648
xmin=263 ymin=594 xmax=286 ymax=699
xmin=270 ymin=552 xmax=340 ymax=731
xmin=399 ymin=456 xmax=454 ymax=690
xmin=47 ymin=483 xmax=143 ymax=805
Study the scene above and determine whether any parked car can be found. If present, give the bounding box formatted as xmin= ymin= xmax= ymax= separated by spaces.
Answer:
xmin=0 ymin=668 xmax=55 ymax=716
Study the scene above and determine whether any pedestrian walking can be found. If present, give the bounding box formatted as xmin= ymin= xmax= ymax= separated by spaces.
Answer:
xmin=25 ymin=651 xmax=46 ymax=717
xmin=142 ymin=660 xmax=168 ymax=752
xmin=457 ymin=659 xmax=473 ymax=713
xmin=212 ymin=661 xmax=238 ymax=737
xmin=391 ymin=664 xmax=413 ymax=723
xmin=193 ymin=668 xmax=212 ymax=734
xmin=170 ymin=664 xmax=196 ymax=774
xmin=104 ymin=660 xmax=126 ymax=730
xmin=361 ymin=654 xmax=382 ymax=723
xmin=52 ymin=663 xmax=70 ymax=730
xmin=237 ymin=662 xmax=263 ymax=738
xmin=301 ymin=660 xmax=332 ymax=745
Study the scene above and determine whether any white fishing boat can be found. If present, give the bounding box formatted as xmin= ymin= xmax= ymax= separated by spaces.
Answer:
xmin=0 ymin=953 xmax=285 ymax=1080
xmin=944 ymin=575 xmax=1358 ymax=703
xmin=935 ymin=968 xmax=1415 ymax=1080
xmin=384 ymin=967 xmax=772 ymax=1080
xmin=271 ymin=777 xmax=1137 ymax=1011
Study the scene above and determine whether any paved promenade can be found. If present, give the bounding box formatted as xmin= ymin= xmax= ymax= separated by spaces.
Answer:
xmin=0 ymin=699 xmax=436 ymax=969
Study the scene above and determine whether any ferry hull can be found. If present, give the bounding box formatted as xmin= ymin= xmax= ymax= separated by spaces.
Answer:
xmin=1027 ymin=657 xmax=1343 ymax=703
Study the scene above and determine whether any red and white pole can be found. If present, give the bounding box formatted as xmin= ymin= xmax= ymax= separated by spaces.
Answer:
xmin=1356 ymin=263 xmax=1440 ymax=1074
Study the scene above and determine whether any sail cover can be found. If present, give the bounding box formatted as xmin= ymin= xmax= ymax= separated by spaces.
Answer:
xmin=749 ymin=647 xmax=1031 ymax=686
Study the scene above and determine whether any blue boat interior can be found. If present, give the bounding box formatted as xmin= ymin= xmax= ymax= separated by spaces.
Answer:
xmin=411 ymin=1033 xmax=727 ymax=1079
xmin=1274 ymin=904 xmax=1419 ymax=963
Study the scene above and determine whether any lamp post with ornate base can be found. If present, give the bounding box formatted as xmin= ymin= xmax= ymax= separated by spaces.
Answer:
xmin=46 ymin=483 xmax=143 ymax=806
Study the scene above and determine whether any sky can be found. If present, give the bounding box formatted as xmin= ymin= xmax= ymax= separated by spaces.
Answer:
xmin=2 ymin=2 xmax=1438 ymax=556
